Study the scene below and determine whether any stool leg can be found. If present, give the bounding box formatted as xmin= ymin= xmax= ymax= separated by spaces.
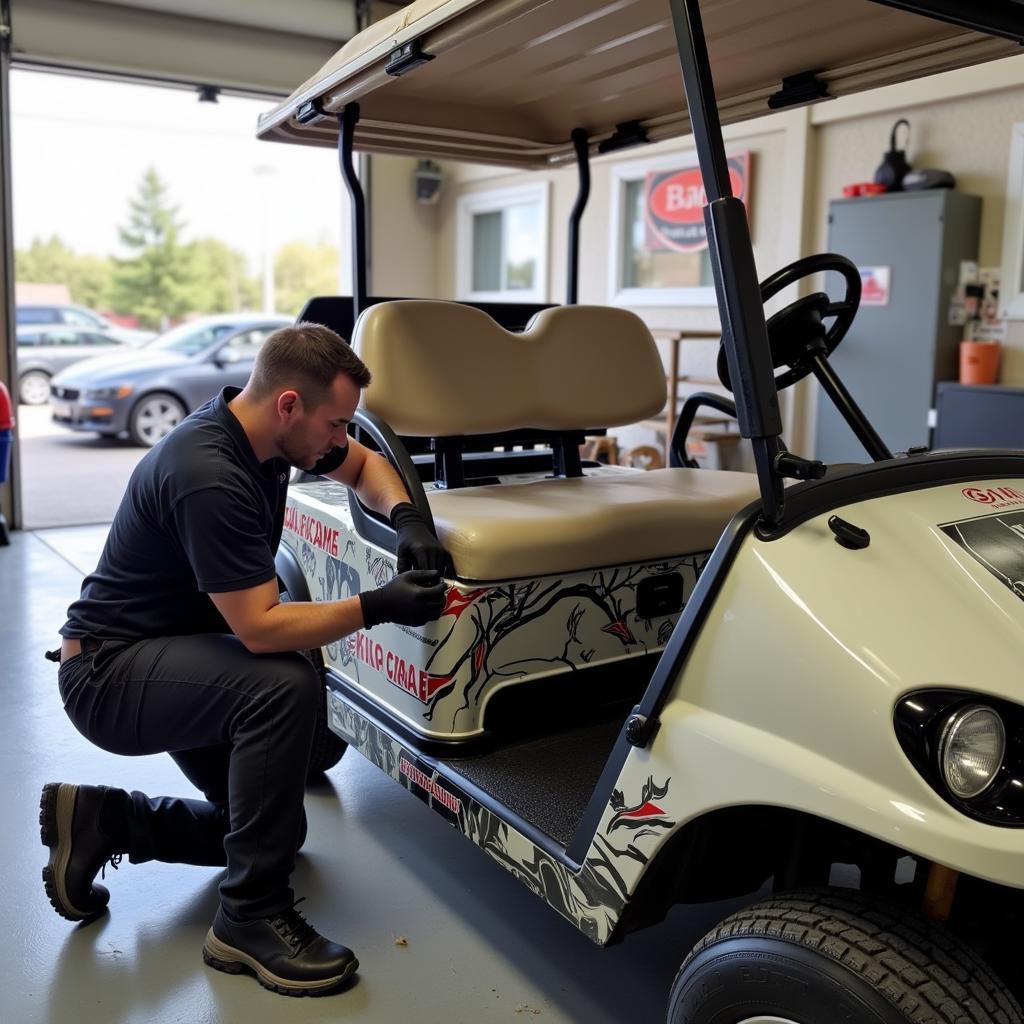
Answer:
xmin=0 ymin=513 xmax=9 ymax=546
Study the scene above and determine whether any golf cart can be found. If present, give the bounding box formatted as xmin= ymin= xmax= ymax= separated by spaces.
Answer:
xmin=260 ymin=1 xmax=1024 ymax=1019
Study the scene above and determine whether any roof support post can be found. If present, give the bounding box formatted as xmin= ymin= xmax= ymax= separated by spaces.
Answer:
xmin=338 ymin=103 xmax=368 ymax=321
xmin=668 ymin=0 xmax=786 ymax=523
xmin=566 ymin=128 xmax=590 ymax=306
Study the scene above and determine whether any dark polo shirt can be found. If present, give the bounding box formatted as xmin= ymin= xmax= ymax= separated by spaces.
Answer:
xmin=61 ymin=386 xmax=347 ymax=641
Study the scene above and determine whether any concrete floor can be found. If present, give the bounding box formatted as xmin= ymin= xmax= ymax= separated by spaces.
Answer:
xmin=2 ymin=525 xmax=743 ymax=1024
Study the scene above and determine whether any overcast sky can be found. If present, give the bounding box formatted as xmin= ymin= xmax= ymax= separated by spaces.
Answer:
xmin=10 ymin=68 xmax=345 ymax=277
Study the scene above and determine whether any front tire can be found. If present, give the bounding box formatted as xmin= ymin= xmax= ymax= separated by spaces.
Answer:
xmin=668 ymin=888 xmax=1021 ymax=1024
xmin=129 ymin=392 xmax=185 ymax=446
xmin=19 ymin=370 xmax=51 ymax=406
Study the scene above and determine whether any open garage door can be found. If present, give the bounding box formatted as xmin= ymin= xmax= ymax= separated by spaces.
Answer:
xmin=0 ymin=1 xmax=409 ymax=532
xmin=8 ymin=0 xmax=355 ymax=95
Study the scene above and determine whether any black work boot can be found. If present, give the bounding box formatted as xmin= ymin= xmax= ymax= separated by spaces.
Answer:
xmin=39 ymin=782 xmax=127 ymax=922
xmin=203 ymin=900 xmax=358 ymax=997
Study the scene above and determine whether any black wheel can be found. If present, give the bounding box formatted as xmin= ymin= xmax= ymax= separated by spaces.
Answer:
xmin=128 ymin=392 xmax=186 ymax=446
xmin=302 ymin=645 xmax=347 ymax=781
xmin=668 ymin=888 xmax=1021 ymax=1024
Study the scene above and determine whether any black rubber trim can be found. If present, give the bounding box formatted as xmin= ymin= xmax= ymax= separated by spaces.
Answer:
xmin=333 ymin=678 xmax=582 ymax=870
xmin=349 ymin=408 xmax=438 ymax=554
xmin=566 ymin=502 xmax=761 ymax=863
xmin=760 ymin=450 xmax=1024 ymax=541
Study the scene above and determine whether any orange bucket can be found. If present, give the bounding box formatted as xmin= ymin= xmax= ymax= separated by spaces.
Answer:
xmin=960 ymin=341 xmax=1001 ymax=385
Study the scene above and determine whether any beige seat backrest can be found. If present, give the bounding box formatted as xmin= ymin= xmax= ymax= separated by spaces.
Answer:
xmin=352 ymin=300 xmax=666 ymax=436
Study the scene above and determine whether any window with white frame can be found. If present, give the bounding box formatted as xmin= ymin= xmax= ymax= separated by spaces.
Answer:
xmin=609 ymin=149 xmax=749 ymax=307
xmin=456 ymin=183 xmax=548 ymax=302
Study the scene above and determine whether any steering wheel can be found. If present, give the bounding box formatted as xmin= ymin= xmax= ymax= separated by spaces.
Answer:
xmin=717 ymin=253 xmax=861 ymax=392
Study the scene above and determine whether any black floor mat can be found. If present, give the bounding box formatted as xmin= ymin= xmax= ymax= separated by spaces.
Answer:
xmin=446 ymin=717 xmax=623 ymax=847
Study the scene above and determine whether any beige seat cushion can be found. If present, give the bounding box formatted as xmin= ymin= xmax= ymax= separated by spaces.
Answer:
xmin=354 ymin=301 xmax=666 ymax=435
xmin=427 ymin=468 xmax=759 ymax=581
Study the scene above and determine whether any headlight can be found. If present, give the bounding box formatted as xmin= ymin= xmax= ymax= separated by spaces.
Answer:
xmin=938 ymin=705 xmax=1005 ymax=799
xmin=85 ymin=385 xmax=134 ymax=400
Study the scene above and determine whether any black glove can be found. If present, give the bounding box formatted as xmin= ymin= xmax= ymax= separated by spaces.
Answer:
xmin=391 ymin=502 xmax=450 ymax=574
xmin=360 ymin=570 xmax=447 ymax=628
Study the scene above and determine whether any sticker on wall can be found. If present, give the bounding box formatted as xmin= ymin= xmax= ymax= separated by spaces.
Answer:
xmin=644 ymin=153 xmax=751 ymax=253
xmin=858 ymin=266 xmax=891 ymax=306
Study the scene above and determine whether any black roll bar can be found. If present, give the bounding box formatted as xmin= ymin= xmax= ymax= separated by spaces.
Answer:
xmin=566 ymin=128 xmax=590 ymax=306
xmin=338 ymin=104 xmax=368 ymax=322
xmin=668 ymin=0 xmax=787 ymax=524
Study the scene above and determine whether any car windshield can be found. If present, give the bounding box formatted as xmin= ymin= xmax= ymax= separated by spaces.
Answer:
xmin=147 ymin=321 xmax=240 ymax=356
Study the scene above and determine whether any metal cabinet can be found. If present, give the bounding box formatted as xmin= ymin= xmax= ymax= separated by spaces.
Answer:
xmin=815 ymin=190 xmax=980 ymax=463
xmin=934 ymin=382 xmax=1024 ymax=450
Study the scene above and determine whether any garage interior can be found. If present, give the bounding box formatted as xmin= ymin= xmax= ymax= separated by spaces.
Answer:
xmin=4 ymin=1 xmax=1024 ymax=1022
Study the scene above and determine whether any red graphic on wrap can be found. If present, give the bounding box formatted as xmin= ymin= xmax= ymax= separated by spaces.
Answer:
xmin=472 ymin=641 xmax=487 ymax=674
xmin=399 ymin=757 xmax=462 ymax=814
xmin=283 ymin=505 xmax=340 ymax=556
xmin=346 ymin=631 xmax=448 ymax=704
xmin=443 ymin=587 xmax=490 ymax=619
xmin=614 ymin=801 xmax=665 ymax=822
xmin=601 ymin=620 xmax=638 ymax=645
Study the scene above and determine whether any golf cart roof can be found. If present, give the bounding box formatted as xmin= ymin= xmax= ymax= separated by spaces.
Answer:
xmin=257 ymin=0 xmax=1022 ymax=169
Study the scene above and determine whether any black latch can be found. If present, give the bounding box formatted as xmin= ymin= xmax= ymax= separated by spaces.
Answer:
xmin=625 ymin=708 xmax=659 ymax=748
xmin=296 ymin=98 xmax=326 ymax=124
xmin=386 ymin=39 xmax=435 ymax=77
xmin=775 ymin=452 xmax=826 ymax=480
xmin=768 ymin=71 xmax=830 ymax=111
xmin=598 ymin=120 xmax=650 ymax=155
xmin=829 ymin=515 xmax=870 ymax=550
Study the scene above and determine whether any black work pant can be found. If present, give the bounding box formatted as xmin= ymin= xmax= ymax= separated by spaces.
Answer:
xmin=57 ymin=634 xmax=319 ymax=920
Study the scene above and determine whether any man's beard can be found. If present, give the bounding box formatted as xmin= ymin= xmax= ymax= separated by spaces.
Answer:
xmin=278 ymin=427 xmax=318 ymax=470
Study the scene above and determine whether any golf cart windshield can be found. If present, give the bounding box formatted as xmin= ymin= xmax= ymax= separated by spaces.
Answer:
xmin=258 ymin=0 xmax=1021 ymax=167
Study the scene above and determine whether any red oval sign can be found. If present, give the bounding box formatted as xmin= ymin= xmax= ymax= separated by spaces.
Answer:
xmin=649 ymin=168 xmax=706 ymax=225
xmin=648 ymin=166 xmax=747 ymax=225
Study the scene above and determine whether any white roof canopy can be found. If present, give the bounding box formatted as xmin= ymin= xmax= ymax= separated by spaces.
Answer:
xmin=257 ymin=0 xmax=1021 ymax=168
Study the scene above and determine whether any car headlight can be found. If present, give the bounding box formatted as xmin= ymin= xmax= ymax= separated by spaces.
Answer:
xmin=85 ymin=385 xmax=134 ymax=400
xmin=938 ymin=705 xmax=1005 ymax=799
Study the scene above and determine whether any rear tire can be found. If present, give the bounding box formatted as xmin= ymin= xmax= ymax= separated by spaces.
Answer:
xmin=129 ymin=392 xmax=185 ymax=446
xmin=19 ymin=370 xmax=51 ymax=406
xmin=668 ymin=888 xmax=1022 ymax=1024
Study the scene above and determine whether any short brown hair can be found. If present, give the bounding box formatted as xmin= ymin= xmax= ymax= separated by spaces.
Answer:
xmin=248 ymin=321 xmax=371 ymax=407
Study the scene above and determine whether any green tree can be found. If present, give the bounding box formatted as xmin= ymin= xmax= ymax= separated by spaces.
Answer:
xmin=273 ymin=241 xmax=340 ymax=317
xmin=186 ymin=237 xmax=260 ymax=314
xmin=109 ymin=168 xmax=197 ymax=328
xmin=15 ymin=235 xmax=113 ymax=310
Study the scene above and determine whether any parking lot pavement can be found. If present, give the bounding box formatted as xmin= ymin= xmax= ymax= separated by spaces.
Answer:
xmin=17 ymin=404 xmax=144 ymax=528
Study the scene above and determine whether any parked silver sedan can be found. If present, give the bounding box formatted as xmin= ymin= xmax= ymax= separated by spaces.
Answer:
xmin=17 ymin=326 xmax=131 ymax=405
xmin=49 ymin=313 xmax=291 ymax=446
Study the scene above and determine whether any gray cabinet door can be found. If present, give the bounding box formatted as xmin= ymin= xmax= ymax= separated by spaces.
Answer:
xmin=816 ymin=191 xmax=980 ymax=464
